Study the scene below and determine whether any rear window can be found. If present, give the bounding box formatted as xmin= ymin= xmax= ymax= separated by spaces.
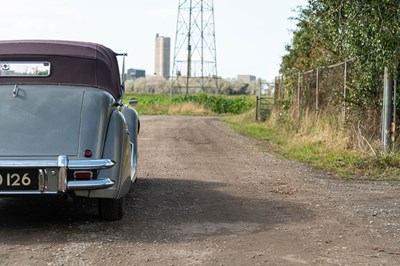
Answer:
xmin=0 ymin=61 xmax=50 ymax=77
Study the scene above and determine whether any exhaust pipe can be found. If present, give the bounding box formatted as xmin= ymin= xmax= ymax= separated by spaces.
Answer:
xmin=59 ymin=192 xmax=75 ymax=202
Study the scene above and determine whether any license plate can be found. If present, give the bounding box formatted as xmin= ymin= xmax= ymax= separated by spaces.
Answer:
xmin=0 ymin=169 xmax=39 ymax=190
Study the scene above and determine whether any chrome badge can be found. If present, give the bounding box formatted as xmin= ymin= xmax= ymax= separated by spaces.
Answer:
xmin=1 ymin=63 xmax=10 ymax=71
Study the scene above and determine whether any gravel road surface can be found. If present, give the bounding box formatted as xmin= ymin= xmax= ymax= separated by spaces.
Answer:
xmin=1 ymin=116 xmax=400 ymax=265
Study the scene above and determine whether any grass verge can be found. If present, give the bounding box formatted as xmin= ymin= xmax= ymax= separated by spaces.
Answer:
xmin=223 ymin=111 xmax=400 ymax=181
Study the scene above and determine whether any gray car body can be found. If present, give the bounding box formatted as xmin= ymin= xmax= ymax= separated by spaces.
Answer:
xmin=0 ymin=84 xmax=138 ymax=199
xmin=0 ymin=41 xmax=139 ymax=215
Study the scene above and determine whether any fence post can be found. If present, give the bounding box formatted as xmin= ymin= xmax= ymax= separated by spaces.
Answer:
xmin=343 ymin=62 xmax=347 ymax=123
xmin=393 ymin=76 xmax=397 ymax=149
xmin=382 ymin=67 xmax=393 ymax=153
xmin=256 ymin=96 xmax=259 ymax=121
xmin=316 ymin=68 xmax=319 ymax=114
xmin=297 ymin=72 xmax=301 ymax=121
xmin=274 ymin=76 xmax=279 ymax=107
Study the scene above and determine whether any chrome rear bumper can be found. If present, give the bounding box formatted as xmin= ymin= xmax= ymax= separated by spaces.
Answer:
xmin=67 ymin=178 xmax=115 ymax=190
xmin=0 ymin=155 xmax=115 ymax=195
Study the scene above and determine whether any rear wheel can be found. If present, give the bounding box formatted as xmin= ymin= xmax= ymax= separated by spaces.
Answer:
xmin=98 ymin=196 xmax=126 ymax=221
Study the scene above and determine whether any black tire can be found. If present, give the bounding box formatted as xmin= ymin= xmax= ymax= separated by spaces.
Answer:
xmin=98 ymin=196 xmax=126 ymax=221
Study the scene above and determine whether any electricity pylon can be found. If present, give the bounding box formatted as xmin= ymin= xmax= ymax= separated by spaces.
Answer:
xmin=172 ymin=0 xmax=219 ymax=94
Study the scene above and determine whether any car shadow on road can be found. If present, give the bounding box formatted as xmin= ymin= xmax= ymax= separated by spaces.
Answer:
xmin=0 ymin=177 xmax=313 ymax=244
xmin=126 ymin=177 xmax=313 ymax=241
xmin=0 ymin=195 xmax=100 ymax=244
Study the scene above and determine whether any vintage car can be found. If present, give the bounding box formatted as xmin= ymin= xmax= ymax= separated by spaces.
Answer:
xmin=0 ymin=40 xmax=139 ymax=221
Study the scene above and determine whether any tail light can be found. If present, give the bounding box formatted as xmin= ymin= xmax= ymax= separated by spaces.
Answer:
xmin=74 ymin=171 xmax=93 ymax=180
xmin=67 ymin=170 xmax=98 ymax=180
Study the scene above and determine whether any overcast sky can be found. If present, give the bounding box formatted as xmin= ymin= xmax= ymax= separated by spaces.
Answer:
xmin=2 ymin=0 xmax=307 ymax=81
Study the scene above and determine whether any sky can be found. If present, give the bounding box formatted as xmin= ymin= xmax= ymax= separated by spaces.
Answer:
xmin=1 ymin=0 xmax=308 ymax=81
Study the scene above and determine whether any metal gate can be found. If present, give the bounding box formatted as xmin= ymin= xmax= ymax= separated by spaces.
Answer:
xmin=256 ymin=96 xmax=274 ymax=121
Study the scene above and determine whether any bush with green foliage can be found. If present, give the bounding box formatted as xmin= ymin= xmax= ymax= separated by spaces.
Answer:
xmin=281 ymin=0 xmax=400 ymax=109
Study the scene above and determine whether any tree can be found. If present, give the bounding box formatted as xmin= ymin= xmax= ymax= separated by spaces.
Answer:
xmin=281 ymin=0 xmax=400 ymax=108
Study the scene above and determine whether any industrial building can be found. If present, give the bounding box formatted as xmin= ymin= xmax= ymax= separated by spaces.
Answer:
xmin=237 ymin=75 xmax=256 ymax=83
xmin=126 ymin=68 xmax=146 ymax=80
xmin=154 ymin=34 xmax=171 ymax=79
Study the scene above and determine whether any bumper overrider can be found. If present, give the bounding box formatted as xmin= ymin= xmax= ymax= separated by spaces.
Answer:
xmin=0 ymin=155 xmax=115 ymax=195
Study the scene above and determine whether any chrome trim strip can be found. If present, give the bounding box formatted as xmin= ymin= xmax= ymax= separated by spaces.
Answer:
xmin=0 ymin=178 xmax=115 ymax=195
xmin=68 ymin=159 xmax=115 ymax=170
xmin=0 ymin=191 xmax=58 ymax=195
xmin=0 ymin=158 xmax=115 ymax=169
xmin=0 ymin=160 xmax=58 ymax=168
xmin=67 ymin=178 xmax=115 ymax=190
xmin=0 ymin=178 xmax=114 ymax=194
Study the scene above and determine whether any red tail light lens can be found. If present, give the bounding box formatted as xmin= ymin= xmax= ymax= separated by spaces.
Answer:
xmin=73 ymin=171 xmax=93 ymax=180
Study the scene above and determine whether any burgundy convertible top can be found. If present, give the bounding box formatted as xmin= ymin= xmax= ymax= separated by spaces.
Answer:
xmin=0 ymin=40 xmax=122 ymax=99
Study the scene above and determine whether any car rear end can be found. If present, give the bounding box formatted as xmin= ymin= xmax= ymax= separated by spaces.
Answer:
xmin=0 ymin=85 xmax=117 ymax=198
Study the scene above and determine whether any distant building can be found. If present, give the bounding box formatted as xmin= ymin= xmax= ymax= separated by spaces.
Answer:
xmin=237 ymin=75 xmax=256 ymax=83
xmin=154 ymin=34 xmax=171 ymax=79
xmin=126 ymin=68 xmax=146 ymax=80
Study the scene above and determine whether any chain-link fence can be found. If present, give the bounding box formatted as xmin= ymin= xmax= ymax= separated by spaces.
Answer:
xmin=275 ymin=61 xmax=383 ymax=152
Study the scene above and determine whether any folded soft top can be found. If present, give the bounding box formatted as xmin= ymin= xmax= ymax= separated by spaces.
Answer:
xmin=0 ymin=40 xmax=122 ymax=99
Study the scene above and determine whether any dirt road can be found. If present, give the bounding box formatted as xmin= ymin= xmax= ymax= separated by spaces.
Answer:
xmin=1 ymin=116 xmax=400 ymax=265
